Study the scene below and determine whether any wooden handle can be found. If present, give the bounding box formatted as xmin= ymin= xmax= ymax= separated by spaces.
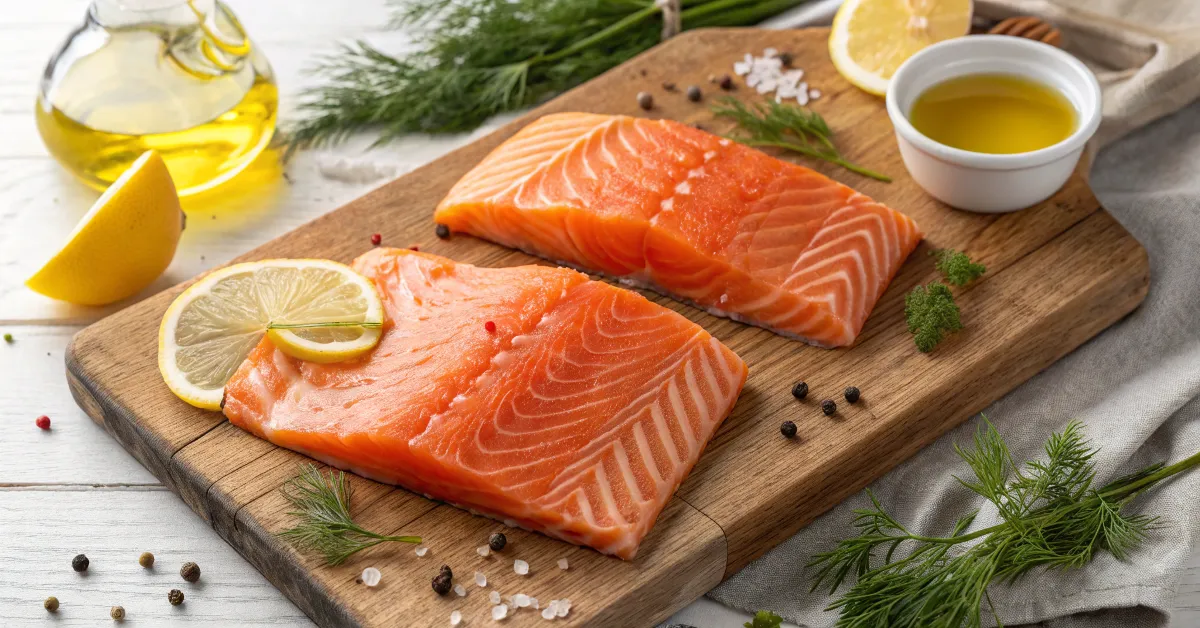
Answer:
xmin=988 ymin=16 xmax=1063 ymax=47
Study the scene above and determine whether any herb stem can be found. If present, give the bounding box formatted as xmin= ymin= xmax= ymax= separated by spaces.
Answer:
xmin=738 ymin=138 xmax=893 ymax=182
xmin=536 ymin=5 xmax=660 ymax=65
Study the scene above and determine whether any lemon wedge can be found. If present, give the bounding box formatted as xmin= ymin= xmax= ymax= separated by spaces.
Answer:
xmin=158 ymin=259 xmax=384 ymax=410
xmin=830 ymin=0 xmax=973 ymax=96
xmin=26 ymin=150 xmax=185 ymax=306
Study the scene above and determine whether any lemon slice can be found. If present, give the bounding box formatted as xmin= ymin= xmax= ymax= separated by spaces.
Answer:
xmin=158 ymin=259 xmax=384 ymax=410
xmin=830 ymin=0 xmax=973 ymax=96
xmin=27 ymin=150 xmax=184 ymax=305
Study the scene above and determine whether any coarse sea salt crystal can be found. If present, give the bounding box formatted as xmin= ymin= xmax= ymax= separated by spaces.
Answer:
xmin=515 ymin=593 xmax=531 ymax=608
xmin=477 ymin=545 xmax=491 ymax=557
xmin=360 ymin=567 xmax=381 ymax=587
xmin=557 ymin=558 xmax=569 ymax=570
xmin=542 ymin=606 xmax=557 ymax=620
xmin=454 ymin=584 xmax=467 ymax=597
xmin=475 ymin=571 xmax=488 ymax=587
xmin=415 ymin=546 xmax=429 ymax=557
xmin=556 ymin=599 xmax=571 ymax=618
xmin=492 ymin=604 xmax=509 ymax=620
xmin=450 ymin=610 xmax=463 ymax=626
xmin=489 ymin=590 xmax=502 ymax=605
xmin=531 ymin=597 xmax=540 ymax=609
xmin=809 ymin=88 xmax=821 ymax=100
xmin=763 ymin=47 xmax=778 ymax=57
xmin=514 ymin=559 xmax=530 ymax=575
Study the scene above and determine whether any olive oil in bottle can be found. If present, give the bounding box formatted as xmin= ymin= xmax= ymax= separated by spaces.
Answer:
xmin=908 ymin=73 xmax=1076 ymax=154
xmin=36 ymin=0 xmax=277 ymax=196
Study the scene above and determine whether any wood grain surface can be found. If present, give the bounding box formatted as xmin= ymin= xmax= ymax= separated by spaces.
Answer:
xmin=62 ymin=28 xmax=1149 ymax=628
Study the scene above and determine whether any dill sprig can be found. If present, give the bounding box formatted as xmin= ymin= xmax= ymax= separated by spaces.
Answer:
xmin=810 ymin=419 xmax=1200 ymax=628
xmin=710 ymin=97 xmax=891 ymax=181
xmin=279 ymin=465 xmax=420 ymax=566
xmin=933 ymin=249 xmax=987 ymax=286
xmin=287 ymin=0 xmax=812 ymax=151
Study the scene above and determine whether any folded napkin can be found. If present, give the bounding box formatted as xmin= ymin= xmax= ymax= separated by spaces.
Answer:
xmin=701 ymin=2 xmax=1200 ymax=626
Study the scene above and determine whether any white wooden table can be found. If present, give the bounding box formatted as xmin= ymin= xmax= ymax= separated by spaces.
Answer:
xmin=1 ymin=2 xmax=1196 ymax=626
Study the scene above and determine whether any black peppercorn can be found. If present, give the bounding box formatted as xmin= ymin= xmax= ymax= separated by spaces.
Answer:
xmin=780 ymin=420 xmax=798 ymax=438
xmin=844 ymin=386 xmax=861 ymax=403
xmin=138 ymin=552 xmax=154 ymax=568
xmin=718 ymin=74 xmax=734 ymax=90
xmin=821 ymin=399 xmax=837 ymax=416
xmin=44 ymin=596 xmax=59 ymax=612
xmin=779 ymin=51 xmax=794 ymax=67
xmin=440 ymin=564 xmax=453 ymax=579
xmin=168 ymin=589 xmax=184 ymax=606
xmin=72 ymin=554 xmax=89 ymax=572
xmin=488 ymin=532 xmax=507 ymax=551
xmin=111 ymin=606 xmax=125 ymax=621
xmin=432 ymin=572 xmax=453 ymax=595
xmin=435 ymin=223 xmax=450 ymax=239
xmin=791 ymin=381 xmax=809 ymax=400
xmin=636 ymin=92 xmax=653 ymax=110
xmin=686 ymin=85 xmax=702 ymax=102
xmin=180 ymin=562 xmax=200 ymax=583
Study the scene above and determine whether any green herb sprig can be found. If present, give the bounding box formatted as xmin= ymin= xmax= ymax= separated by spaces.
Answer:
xmin=287 ymin=0 xmax=811 ymax=151
xmin=279 ymin=465 xmax=420 ymax=566
xmin=711 ymin=97 xmax=891 ymax=181
xmin=933 ymin=249 xmax=987 ymax=286
xmin=904 ymin=250 xmax=985 ymax=352
xmin=745 ymin=610 xmax=784 ymax=628
xmin=810 ymin=419 xmax=1200 ymax=628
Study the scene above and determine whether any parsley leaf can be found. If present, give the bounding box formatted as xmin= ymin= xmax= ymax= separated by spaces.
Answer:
xmin=933 ymin=249 xmax=987 ymax=286
xmin=744 ymin=610 xmax=784 ymax=628
xmin=904 ymin=281 xmax=962 ymax=353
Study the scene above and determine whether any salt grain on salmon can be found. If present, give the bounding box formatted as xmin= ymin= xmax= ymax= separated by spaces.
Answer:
xmin=222 ymin=248 xmax=748 ymax=559
xmin=434 ymin=116 xmax=921 ymax=347
xmin=513 ymin=559 xmax=529 ymax=575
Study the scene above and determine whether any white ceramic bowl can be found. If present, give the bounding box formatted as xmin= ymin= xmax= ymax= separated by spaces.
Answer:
xmin=885 ymin=36 xmax=1102 ymax=213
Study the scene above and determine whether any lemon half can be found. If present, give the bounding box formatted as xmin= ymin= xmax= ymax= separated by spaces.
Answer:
xmin=158 ymin=259 xmax=384 ymax=410
xmin=830 ymin=0 xmax=973 ymax=96
xmin=27 ymin=150 xmax=185 ymax=305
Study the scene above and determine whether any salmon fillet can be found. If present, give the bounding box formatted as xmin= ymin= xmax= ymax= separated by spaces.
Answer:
xmin=434 ymin=113 xmax=923 ymax=347
xmin=222 ymin=248 xmax=747 ymax=559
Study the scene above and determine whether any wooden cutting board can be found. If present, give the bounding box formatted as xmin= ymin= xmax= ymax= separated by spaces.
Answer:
xmin=66 ymin=28 xmax=1148 ymax=628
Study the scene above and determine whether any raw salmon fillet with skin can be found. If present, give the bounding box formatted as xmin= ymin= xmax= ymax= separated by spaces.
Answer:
xmin=222 ymin=248 xmax=747 ymax=559
xmin=435 ymin=113 xmax=924 ymax=347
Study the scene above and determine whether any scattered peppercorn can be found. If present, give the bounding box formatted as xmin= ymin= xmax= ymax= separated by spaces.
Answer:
xmin=636 ymin=91 xmax=653 ymax=110
xmin=3 ymin=333 xmax=12 ymax=343
xmin=409 ymin=245 xmax=420 ymax=252
xmin=779 ymin=51 xmax=794 ymax=67
xmin=370 ymin=233 xmax=382 ymax=246
xmin=110 ymin=606 xmax=125 ymax=621
xmin=661 ymin=81 xmax=676 ymax=92
xmin=484 ymin=320 xmax=497 ymax=333
xmin=138 ymin=552 xmax=154 ymax=568
xmin=488 ymin=532 xmax=507 ymax=551
xmin=180 ymin=561 xmax=200 ymax=583
xmin=844 ymin=386 xmax=861 ymax=404
xmin=72 ymin=554 xmax=89 ymax=572
xmin=432 ymin=572 xmax=453 ymax=595
xmin=780 ymin=420 xmax=798 ymax=438
xmin=691 ymin=123 xmax=705 ymax=131
xmin=821 ymin=399 xmax=837 ymax=416
xmin=44 ymin=596 xmax=59 ymax=612
xmin=718 ymin=74 xmax=734 ymax=90
xmin=686 ymin=85 xmax=702 ymax=102
xmin=791 ymin=381 xmax=809 ymax=400
xmin=36 ymin=415 xmax=51 ymax=430
xmin=439 ymin=564 xmax=453 ymax=579
xmin=435 ymin=223 xmax=451 ymax=239
xmin=168 ymin=589 xmax=184 ymax=606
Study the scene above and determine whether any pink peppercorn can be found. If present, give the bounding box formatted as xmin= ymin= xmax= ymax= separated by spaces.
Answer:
xmin=409 ymin=245 xmax=420 ymax=252
xmin=36 ymin=415 xmax=51 ymax=430
xmin=484 ymin=321 xmax=497 ymax=333
xmin=370 ymin=233 xmax=382 ymax=246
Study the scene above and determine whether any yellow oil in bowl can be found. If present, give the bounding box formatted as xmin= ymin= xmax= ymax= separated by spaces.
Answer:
xmin=908 ymin=73 xmax=1076 ymax=154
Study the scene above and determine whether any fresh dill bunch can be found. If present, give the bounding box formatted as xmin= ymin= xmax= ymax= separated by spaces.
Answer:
xmin=278 ymin=465 xmax=421 ymax=566
xmin=711 ymin=97 xmax=891 ymax=181
xmin=810 ymin=419 xmax=1200 ymax=628
xmin=904 ymin=281 xmax=962 ymax=352
xmin=933 ymin=249 xmax=987 ymax=286
xmin=744 ymin=610 xmax=784 ymax=628
xmin=288 ymin=0 xmax=811 ymax=151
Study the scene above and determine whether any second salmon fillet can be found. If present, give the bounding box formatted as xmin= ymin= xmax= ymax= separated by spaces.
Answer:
xmin=222 ymin=248 xmax=747 ymax=559
xmin=435 ymin=113 xmax=923 ymax=347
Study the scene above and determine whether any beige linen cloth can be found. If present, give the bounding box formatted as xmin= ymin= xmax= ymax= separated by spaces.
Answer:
xmin=673 ymin=1 xmax=1200 ymax=627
